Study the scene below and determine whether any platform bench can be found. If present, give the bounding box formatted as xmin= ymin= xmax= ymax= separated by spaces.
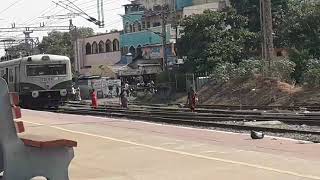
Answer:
xmin=0 ymin=78 xmax=77 ymax=180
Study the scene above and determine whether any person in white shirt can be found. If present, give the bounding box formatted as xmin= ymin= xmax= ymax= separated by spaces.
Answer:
xmin=124 ymin=82 xmax=129 ymax=96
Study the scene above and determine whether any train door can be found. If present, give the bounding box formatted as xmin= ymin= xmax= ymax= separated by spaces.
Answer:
xmin=5 ymin=68 xmax=8 ymax=83
xmin=0 ymin=69 xmax=5 ymax=79
xmin=8 ymin=67 xmax=14 ymax=91
xmin=14 ymin=66 xmax=19 ymax=92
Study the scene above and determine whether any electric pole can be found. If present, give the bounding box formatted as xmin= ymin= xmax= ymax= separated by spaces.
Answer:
xmin=260 ymin=0 xmax=274 ymax=76
xmin=161 ymin=5 xmax=167 ymax=71
xmin=68 ymin=19 xmax=81 ymax=74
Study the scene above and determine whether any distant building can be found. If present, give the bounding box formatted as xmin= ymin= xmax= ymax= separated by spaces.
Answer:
xmin=183 ymin=1 xmax=228 ymax=17
xmin=73 ymin=0 xmax=230 ymax=77
xmin=74 ymin=32 xmax=121 ymax=75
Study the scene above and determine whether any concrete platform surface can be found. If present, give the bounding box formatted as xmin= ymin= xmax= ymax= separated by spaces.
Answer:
xmin=20 ymin=109 xmax=320 ymax=180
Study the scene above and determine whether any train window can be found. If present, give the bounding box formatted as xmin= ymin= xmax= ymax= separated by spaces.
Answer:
xmin=8 ymin=69 xmax=14 ymax=82
xmin=27 ymin=64 xmax=67 ymax=76
xmin=77 ymin=79 xmax=89 ymax=85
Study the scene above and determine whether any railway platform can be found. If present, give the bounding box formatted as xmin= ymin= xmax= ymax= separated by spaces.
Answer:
xmin=21 ymin=109 xmax=320 ymax=180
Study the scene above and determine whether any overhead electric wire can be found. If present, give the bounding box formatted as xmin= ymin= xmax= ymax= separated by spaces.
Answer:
xmin=79 ymin=0 xmax=119 ymax=11
xmin=0 ymin=0 xmax=24 ymax=16
xmin=52 ymin=1 xmax=90 ymax=22
xmin=24 ymin=0 xmax=79 ymax=26
xmin=65 ymin=0 xmax=90 ymax=16
xmin=23 ymin=6 xmax=58 ymax=25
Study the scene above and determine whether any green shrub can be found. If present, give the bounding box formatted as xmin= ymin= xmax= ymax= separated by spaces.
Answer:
xmin=302 ymin=58 xmax=320 ymax=87
xmin=269 ymin=58 xmax=296 ymax=82
xmin=211 ymin=58 xmax=295 ymax=83
xmin=236 ymin=59 xmax=263 ymax=79
xmin=211 ymin=62 xmax=237 ymax=83
xmin=211 ymin=59 xmax=262 ymax=83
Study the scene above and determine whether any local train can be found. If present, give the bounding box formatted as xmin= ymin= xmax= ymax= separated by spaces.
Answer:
xmin=0 ymin=54 xmax=73 ymax=108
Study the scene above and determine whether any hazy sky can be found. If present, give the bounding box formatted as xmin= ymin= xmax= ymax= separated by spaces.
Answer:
xmin=0 ymin=0 xmax=131 ymax=56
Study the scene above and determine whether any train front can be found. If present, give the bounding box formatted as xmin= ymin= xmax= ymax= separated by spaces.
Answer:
xmin=20 ymin=55 xmax=73 ymax=108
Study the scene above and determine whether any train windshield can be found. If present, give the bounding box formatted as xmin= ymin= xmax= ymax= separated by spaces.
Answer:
xmin=27 ymin=64 xmax=67 ymax=76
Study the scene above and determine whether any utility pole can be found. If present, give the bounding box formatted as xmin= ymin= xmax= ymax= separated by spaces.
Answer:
xmin=23 ymin=28 xmax=33 ymax=55
xmin=161 ymin=5 xmax=168 ymax=71
xmin=69 ymin=19 xmax=80 ymax=74
xmin=260 ymin=0 xmax=274 ymax=76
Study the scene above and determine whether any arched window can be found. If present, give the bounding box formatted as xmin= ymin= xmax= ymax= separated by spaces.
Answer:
xmin=106 ymin=40 xmax=112 ymax=52
xmin=137 ymin=45 xmax=142 ymax=57
xmin=129 ymin=46 xmax=136 ymax=57
xmin=98 ymin=41 xmax=105 ymax=53
xmin=133 ymin=21 xmax=140 ymax=32
xmin=85 ymin=43 xmax=91 ymax=54
xmin=138 ymin=23 xmax=142 ymax=31
xmin=125 ymin=22 xmax=130 ymax=33
xmin=113 ymin=39 xmax=120 ymax=51
xmin=92 ymin=41 xmax=98 ymax=54
xmin=133 ymin=22 xmax=137 ymax=32
xmin=129 ymin=24 xmax=133 ymax=33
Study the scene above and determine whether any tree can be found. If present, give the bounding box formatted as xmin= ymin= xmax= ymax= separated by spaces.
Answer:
xmin=274 ymin=1 xmax=320 ymax=82
xmin=230 ymin=0 xmax=290 ymax=49
xmin=38 ymin=31 xmax=72 ymax=56
xmin=76 ymin=27 xmax=95 ymax=38
xmin=37 ymin=27 xmax=94 ymax=73
xmin=230 ymin=0 xmax=289 ymax=33
xmin=277 ymin=1 xmax=320 ymax=58
xmin=38 ymin=27 xmax=94 ymax=56
xmin=178 ymin=9 xmax=257 ymax=73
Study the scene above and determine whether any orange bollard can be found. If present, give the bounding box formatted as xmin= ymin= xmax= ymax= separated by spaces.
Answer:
xmin=91 ymin=90 xmax=98 ymax=109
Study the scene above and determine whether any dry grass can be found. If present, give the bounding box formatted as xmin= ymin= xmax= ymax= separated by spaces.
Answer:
xmin=141 ymin=76 xmax=320 ymax=106
xmin=187 ymin=76 xmax=319 ymax=106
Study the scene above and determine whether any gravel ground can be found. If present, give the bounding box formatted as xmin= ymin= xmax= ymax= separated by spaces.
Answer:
xmin=215 ymin=120 xmax=320 ymax=132
xmin=117 ymin=117 xmax=320 ymax=143
xmin=198 ymin=125 xmax=320 ymax=143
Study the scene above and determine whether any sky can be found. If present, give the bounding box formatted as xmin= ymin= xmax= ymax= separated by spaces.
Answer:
xmin=0 ymin=0 xmax=131 ymax=56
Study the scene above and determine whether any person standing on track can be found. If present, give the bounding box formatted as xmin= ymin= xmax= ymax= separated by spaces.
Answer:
xmin=75 ymin=87 xmax=81 ymax=101
xmin=120 ymin=89 xmax=128 ymax=109
xmin=90 ymin=89 xmax=98 ymax=109
xmin=124 ymin=81 xmax=129 ymax=97
xmin=187 ymin=87 xmax=197 ymax=112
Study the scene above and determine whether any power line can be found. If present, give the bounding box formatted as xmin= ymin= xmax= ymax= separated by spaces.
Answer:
xmin=0 ymin=0 xmax=24 ymax=15
xmin=79 ymin=0 xmax=119 ymax=11
xmin=24 ymin=0 xmax=79 ymax=26
xmin=23 ymin=6 xmax=58 ymax=25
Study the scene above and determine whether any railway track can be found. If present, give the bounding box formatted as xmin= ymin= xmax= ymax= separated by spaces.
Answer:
xmin=127 ymin=102 xmax=320 ymax=111
xmin=64 ymin=102 xmax=320 ymax=125
xmin=44 ymin=102 xmax=320 ymax=141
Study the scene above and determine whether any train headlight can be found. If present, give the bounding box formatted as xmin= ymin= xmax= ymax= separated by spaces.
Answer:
xmin=32 ymin=91 xmax=39 ymax=98
xmin=60 ymin=89 xmax=67 ymax=96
